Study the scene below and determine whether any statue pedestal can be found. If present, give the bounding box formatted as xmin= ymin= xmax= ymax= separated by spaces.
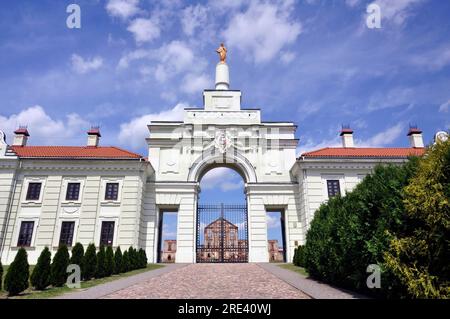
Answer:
xmin=215 ymin=63 xmax=230 ymax=90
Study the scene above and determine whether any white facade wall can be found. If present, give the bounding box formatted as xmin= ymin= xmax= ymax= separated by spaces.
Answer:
xmin=0 ymin=160 xmax=150 ymax=264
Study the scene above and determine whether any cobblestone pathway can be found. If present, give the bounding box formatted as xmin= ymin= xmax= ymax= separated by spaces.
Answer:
xmin=104 ymin=264 xmax=310 ymax=299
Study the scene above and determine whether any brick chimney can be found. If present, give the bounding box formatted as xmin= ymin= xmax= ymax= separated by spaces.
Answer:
xmin=13 ymin=126 xmax=30 ymax=146
xmin=407 ymin=125 xmax=424 ymax=148
xmin=87 ymin=126 xmax=101 ymax=147
xmin=340 ymin=125 xmax=354 ymax=148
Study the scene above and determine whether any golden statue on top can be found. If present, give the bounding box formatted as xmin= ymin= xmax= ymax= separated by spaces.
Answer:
xmin=216 ymin=43 xmax=227 ymax=64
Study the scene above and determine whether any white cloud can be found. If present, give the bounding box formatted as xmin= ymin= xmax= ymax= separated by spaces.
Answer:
xmin=127 ymin=18 xmax=161 ymax=44
xmin=297 ymin=136 xmax=341 ymax=157
xmin=345 ymin=0 xmax=360 ymax=7
xmin=181 ymin=4 xmax=208 ymax=36
xmin=280 ymin=51 xmax=295 ymax=64
xmin=409 ymin=45 xmax=450 ymax=71
xmin=118 ymin=103 xmax=186 ymax=149
xmin=201 ymin=167 xmax=245 ymax=192
xmin=360 ymin=123 xmax=404 ymax=147
xmin=223 ymin=1 xmax=302 ymax=63
xmin=106 ymin=0 xmax=140 ymax=20
xmin=266 ymin=213 xmax=281 ymax=229
xmin=181 ymin=73 xmax=211 ymax=94
xmin=71 ymin=54 xmax=103 ymax=74
xmin=117 ymin=49 xmax=151 ymax=69
xmin=0 ymin=105 xmax=89 ymax=145
xmin=372 ymin=0 xmax=425 ymax=25
xmin=439 ymin=100 xmax=450 ymax=113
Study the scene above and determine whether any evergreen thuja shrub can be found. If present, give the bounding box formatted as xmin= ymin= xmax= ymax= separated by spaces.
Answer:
xmin=82 ymin=244 xmax=97 ymax=280
xmin=31 ymin=247 xmax=51 ymax=290
xmin=292 ymin=248 xmax=298 ymax=265
xmin=105 ymin=246 xmax=114 ymax=277
xmin=4 ymin=248 xmax=29 ymax=296
xmin=122 ymin=251 xmax=130 ymax=273
xmin=296 ymin=246 xmax=306 ymax=268
xmin=138 ymin=249 xmax=147 ymax=269
xmin=128 ymin=247 xmax=137 ymax=270
xmin=96 ymin=245 xmax=107 ymax=279
xmin=114 ymin=247 xmax=123 ymax=274
xmin=70 ymin=243 xmax=84 ymax=269
xmin=50 ymin=245 xmax=70 ymax=287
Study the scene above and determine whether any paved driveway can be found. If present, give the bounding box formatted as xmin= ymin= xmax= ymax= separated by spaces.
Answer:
xmin=104 ymin=264 xmax=310 ymax=299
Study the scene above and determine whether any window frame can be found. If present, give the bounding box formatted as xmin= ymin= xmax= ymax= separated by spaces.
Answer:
xmin=61 ymin=178 xmax=85 ymax=205
xmin=326 ymin=179 xmax=341 ymax=198
xmin=101 ymin=179 xmax=123 ymax=204
xmin=104 ymin=183 xmax=120 ymax=201
xmin=22 ymin=177 xmax=46 ymax=204
xmin=65 ymin=182 xmax=81 ymax=202
xmin=14 ymin=218 xmax=39 ymax=248
xmin=58 ymin=220 xmax=76 ymax=247
xmin=96 ymin=217 xmax=119 ymax=247
xmin=321 ymin=174 xmax=345 ymax=201
xmin=99 ymin=220 xmax=115 ymax=247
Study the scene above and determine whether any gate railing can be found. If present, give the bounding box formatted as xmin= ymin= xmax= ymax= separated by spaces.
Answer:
xmin=196 ymin=203 xmax=248 ymax=263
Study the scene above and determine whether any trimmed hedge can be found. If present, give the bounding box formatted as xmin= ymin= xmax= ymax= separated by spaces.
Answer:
xmin=4 ymin=248 xmax=29 ymax=296
xmin=122 ymin=251 xmax=130 ymax=273
xmin=303 ymin=141 xmax=450 ymax=298
xmin=303 ymin=159 xmax=420 ymax=297
xmin=138 ymin=249 xmax=147 ymax=269
xmin=31 ymin=247 xmax=51 ymax=290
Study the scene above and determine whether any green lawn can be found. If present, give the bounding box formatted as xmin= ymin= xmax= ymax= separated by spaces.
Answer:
xmin=0 ymin=264 xmax=163 ymax=299
xmin=278 ymin=263 xmax=309 ymax=277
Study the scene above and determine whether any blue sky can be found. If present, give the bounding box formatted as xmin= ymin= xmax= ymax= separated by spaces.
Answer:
xmin=3 ymin=0 xmax=447 ymax=253
xmin=0 ymin=0 xmax=448 ymax=153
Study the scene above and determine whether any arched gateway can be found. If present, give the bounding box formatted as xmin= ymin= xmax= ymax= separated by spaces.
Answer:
xmin=147 ymin=57 xmax=300 ymax=263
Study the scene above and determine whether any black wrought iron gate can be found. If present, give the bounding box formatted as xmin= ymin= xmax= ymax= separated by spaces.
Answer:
xmin=196 ymin=203 xmax=248 ymax=263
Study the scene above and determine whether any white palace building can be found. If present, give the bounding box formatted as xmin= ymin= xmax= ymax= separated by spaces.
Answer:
xmin=0 ymin=58 xmax=427 ymax=265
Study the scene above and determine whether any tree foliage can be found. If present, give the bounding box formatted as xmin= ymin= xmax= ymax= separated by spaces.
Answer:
xmin=82 ymin=243 xmax=97 ymax=280
xmin=304 ymin=159 xmax=419 ymax=297
xmin=105 ymin=246 xmax=115 ymax=277
xmin=4 ymin=248 xmax=29 ymax=296
xmin=96 ymin=245 xmax=107 ymax=278
xmin=50 ymin=245 xmax=70 ymax=287
xmin=122 ymin=251 xmax=130 ymax=273
xmin=31 ymin=246 xmax=51 ymax=290
xmin=384 ymin=140 xmax=450 ymax=298
xmin=70 ymin=243 xmax=84 ymax=268
xmin=114 ymin=247 xmax=123 ymax=274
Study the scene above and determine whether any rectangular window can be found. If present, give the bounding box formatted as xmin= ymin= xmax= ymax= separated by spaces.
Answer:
xmin=59 ymin=221 xmax=75 ymax=247
xmin=104 ymin=183 xmax=119 ymax=201
xmin=26 ymin=182 xmax=42 ymax=201
xmin=17 ymin=221 xmax=34 ymax=247
xmin=65 ymin=183 xmax=81 ymax=201
xmin=327 ymin=180 xmax=341 ymax=198
xmin=100 ymin=221 xmax=115 ymax=246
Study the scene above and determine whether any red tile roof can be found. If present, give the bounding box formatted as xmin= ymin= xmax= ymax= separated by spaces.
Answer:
xmin=301 ymin=147 xmax=426 ymax=158
xmin=10 ymin=146 xmax=143 ymax=160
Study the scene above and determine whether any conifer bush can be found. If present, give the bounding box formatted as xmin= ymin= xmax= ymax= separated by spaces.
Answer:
xmin=4 ymin=248 xmax=29 ymax=296
xmin=114 ymin=247 xmax=123 ymax=274
xmin=138 ymin=249 xmax=147 ymax=269
xmin=303 ymin=158 xmax=420 ymax=297
xmin=384 ymin=139 xmax=450 ymax=298
xmin=31 ymin=247 xmax=51 ymax=290
xmin=105 ymin=246 xmax=114 ymax=277
xmin=82 ymin=243 xmax=97 ymax=280
xmin=96 ymin=245 xmax=107 ymax=278
xmin=50 ymin=245 xmax=70 ymax=287
xmin=122 ymin=250 xmax=130 ymax=273
xmin=292 ymin=247 xmax=298 ymax=266
xmin=296 ymin=245 xmax=305 ymax=268
xmin=70 ymin=243 xmax=84 ymax=269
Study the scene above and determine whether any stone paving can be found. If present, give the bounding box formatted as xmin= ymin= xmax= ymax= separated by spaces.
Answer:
xmin=104 ymin=263 xmax=310 ymax=299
